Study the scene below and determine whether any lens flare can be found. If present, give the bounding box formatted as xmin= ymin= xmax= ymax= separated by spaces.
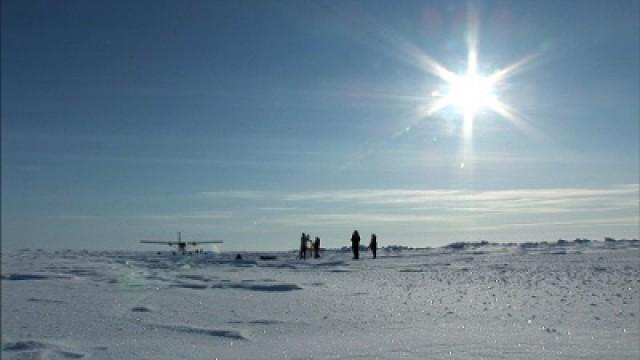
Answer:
xmin=414 ymin=7 xmax=540 ymax=141
xmin=448 ymin=73 xmax=495 ymax=115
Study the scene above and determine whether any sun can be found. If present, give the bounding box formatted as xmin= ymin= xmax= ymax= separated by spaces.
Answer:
xmin=385 ymin=6 xmax=538 ymax=143
xmin=427 ymin=59 xmax=502 ymax=139
xmin=424 ymin=48 xmax=534 ymax=140
xmin=409 ymin=9 xmax=538 ymax=142
xmin=447 ymin=72 xmax=496 ymax=116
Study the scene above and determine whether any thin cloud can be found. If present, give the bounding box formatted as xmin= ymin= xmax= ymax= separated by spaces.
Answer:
xmin=192 ymin=184 xmax=638 ymax=216
xmin=465 ymin=215 xmax=639 ymax=232
xmin=266 ymin=212 xmax=482 ymax=227
xmin=255 ymin=207 xmax=300 ymax=212
xmin=52 ymin=212 xmax=232 ymax=221
xmin=197 ymin=191 xmax=269 ymax=200
xmin=282 ymin=184 xmax=638 ymax=213
xmin=190 ymin=185 xmax=638 ymax=233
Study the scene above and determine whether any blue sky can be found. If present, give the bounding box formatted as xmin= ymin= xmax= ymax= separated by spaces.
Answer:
xmin=2 ymin=0 xmax=638 ymax=251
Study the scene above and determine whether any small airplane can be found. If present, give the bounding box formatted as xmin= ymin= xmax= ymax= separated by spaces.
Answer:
xmin=141 ymin=232 xmax=223 ymax=255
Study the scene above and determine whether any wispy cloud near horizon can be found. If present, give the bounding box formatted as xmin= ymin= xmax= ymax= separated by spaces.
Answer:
xmin=197 ymin=183 xmax=638 ymax=214
xmin=197 ymin=191 xmax=270 ymax=200
xmin=50 ymin=185 xmax=636 ymax=247
xmin=188 ymin=184 xmax=639 ymax=236
xmin=281 ymin=184 xmax=637 ymax=203
xmin=50 ymin=212 xmax=232 ymax=222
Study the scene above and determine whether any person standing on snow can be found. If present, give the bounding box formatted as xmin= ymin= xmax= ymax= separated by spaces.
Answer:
xmin=369 ymin=233 xmax=378 ymax=259
xmin=313 ymin=236 xmax=321 ymax=259
xmin=300 ymin=232 xmax=308 ymax=259
xmin=351 ymin=230 xmax=361 ymax=259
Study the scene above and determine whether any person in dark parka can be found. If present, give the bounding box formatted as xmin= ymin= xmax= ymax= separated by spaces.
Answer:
xmin=351 ymin=230 xmax=361 ymax=259
xmin=313 ymin=237 xmax=321 ymax=258
xmin=369 ymin=233 xmax=377 ymax=259
xmin=300 ymin=232 xmax=308 ymax=259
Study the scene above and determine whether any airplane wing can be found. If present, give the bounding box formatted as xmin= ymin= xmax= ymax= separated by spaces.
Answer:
xmin=140 ymin=240 xmax=223 ymax=246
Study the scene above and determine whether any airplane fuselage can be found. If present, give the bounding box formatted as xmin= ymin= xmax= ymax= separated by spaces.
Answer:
xmin=140 ymin=232 xmax=223 ymax=255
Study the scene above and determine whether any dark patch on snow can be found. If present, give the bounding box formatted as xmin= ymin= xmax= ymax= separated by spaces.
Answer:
xmin=211 ymin=282 xmax=302 ymax=292
xmin=228 ymin=319 xmax=285 ymax=325
xmin=2 ymin=340 xmax=86 ymax=359
xmin=57 ymin=350 xmax=86 ymax=358
xmin=266 ymin=263 xmax=299 ymax=270
xmin=313 ymin=261 xmax=350 ymax=267
xmin=1 ymin=273 xmax=70 ymax=281
xmin=153 ymin=324 xmax=249 ymax=340
xmin=239 ymin=283 xmax=301 ymax=292
xmin=27 ymin=298 xmax=65 ymax=304
xmin=131 ymin=306 xmax=154 ymax=312
xmin=175 ymin=274 xmax=211 ymax=282
xmin=2 ymin=340 xmax=48 ymax=351
xmin=172 ymin=283 xmax=208 ymax=290
xmin=247 ymin=319 xmax=284 ymax=325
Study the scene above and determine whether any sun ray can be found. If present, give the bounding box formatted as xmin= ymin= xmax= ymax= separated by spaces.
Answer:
xmin=372 ymin=3 xmax=539 ymax=146
xmin=465 ymin=1 xmax=480 ymax=74
xmin=415 ymin=52 xmax=460 ymax=83
xmin=422 ymin=12 xmax=539 ymax=142
xmin=486 ymin=97 xmax=545 ymax=141
xmin=376 ymin=25 xmax=460 ymax=83
xmin=463 ymin=111 xmax=474 ymax=139
xmin=467 ymin=49 xmax=478 ymax=74
xmin=487 ymin=52 xmax=539 ymax=85
xmin=427 ymin=93 xmax=454 ymax=115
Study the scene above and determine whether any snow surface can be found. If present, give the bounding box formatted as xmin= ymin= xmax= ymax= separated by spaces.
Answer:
xmin=2 ymin=242 xmax=639 ymax=359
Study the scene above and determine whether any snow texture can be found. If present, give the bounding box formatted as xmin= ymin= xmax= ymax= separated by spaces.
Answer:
xmin=2 ymin=241 xmax=639 ymax=359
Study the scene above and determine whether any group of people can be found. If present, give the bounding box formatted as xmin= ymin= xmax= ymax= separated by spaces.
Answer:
xmin=350 ymin=230 xmax=377 ymax=260
xmin=298 ymin=230 xmax=378 ymax=260
xmin=299 ymin=233 xmax=321 ymax=259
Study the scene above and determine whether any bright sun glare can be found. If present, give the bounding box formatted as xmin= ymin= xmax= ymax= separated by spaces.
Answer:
xmin=413 ymin=9 xmax=538 ymax=141
xmin=448 ymin=73 xmax=495 ymax=115
xmin=426 ymin=48 xmax=509 ymax=139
